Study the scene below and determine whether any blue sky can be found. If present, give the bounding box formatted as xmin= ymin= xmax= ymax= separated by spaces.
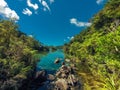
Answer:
xmin=0 ymin=0 xmax=107 ymax=46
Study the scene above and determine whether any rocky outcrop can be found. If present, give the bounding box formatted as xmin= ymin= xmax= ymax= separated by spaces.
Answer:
xmin=54 ymin=58 xmax=60 ymax=64
xmin=23 ymin=60 xmax=80 ymax=90
xmin=34 ymin=70 xmax=47 ymax=84
xmin=47 ymin=74 xmax=55 ymax=81
xmin=49 ymin=64 xmax=81 ymax=90
xmin=28 ymin=70 xmax=56 ymax=90
xmin=55 ymin=79 xmax=69 ymax=90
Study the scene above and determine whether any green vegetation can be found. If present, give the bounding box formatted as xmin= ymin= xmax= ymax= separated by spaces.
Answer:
xmin=0 ymin=20 xmax=49 ymax=90
xmin=64 ymin=0 xmax=120 ymax=89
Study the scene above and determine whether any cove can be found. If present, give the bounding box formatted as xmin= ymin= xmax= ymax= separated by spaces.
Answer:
xmin=35 ymin=49 xmax=80 ymax=90
xmin=35 ymin=49 xmax=64 ymax=90
xmin=36 ymin=49 xmax=65 ymax=74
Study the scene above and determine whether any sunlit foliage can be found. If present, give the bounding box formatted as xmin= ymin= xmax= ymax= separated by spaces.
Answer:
xmin=0 ymin=20 xmax=48 ymax=89
xmin=64 ymin=0 xmax=120 ymax=89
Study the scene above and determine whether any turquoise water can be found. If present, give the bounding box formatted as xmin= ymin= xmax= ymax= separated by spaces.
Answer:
xmin=36 ymin=50 xmax=64 ymax=73
xmin=36 ymin=50 xmax=64 ymax=90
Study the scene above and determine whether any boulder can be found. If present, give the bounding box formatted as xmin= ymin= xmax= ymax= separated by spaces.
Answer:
xmin=34 ymin=70 xmax=47 ymax=85
xmin=68 ymin=74 xmax=77 ymax=86
xmin=61 ymin=62 xmax=65 ymax=65
xmin=35 ymin=70 xmax=47 ymax=79
xmin=61 ymin=73 xmax=67 ymax=78
xmin=56 ymin=71 xmax=61 ymax=77
xmin=47 ymin=74 xmax=55 ymax=81
xmin=48 ymin=62 xmax=81 ymax=90
xmin=55 ymin=79 xmax=69 ymax=90
xmin=54 ymin=58 xmax=60 ymax=64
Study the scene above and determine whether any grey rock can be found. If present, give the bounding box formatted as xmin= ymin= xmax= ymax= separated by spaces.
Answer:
xmin=55 ymin=79 xmax=69 ymax=90
xmin=35 ymin=70 xmax=47 ymax=79
xmin=54 ymin=58 xmax=60 ymax=64
xmin=47 ymin=74 xmax=55 ymax=81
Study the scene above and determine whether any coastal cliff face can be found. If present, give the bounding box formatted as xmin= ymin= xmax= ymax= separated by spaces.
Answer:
xmin=64 ymin=0 xmax=120 ymax=90
xmin=0 ymin=20 xmax=49 ymax=90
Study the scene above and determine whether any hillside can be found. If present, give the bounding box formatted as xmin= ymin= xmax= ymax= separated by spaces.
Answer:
xmin=64 ymin=0 xmax=120 ymax=90
xmin=0 ymin=20 xmax=49 ymax=90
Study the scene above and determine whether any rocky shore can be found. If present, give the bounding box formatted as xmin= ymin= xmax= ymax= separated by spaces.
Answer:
xmin=49 ymin=62 xmax=81 ymax=90
xmin=31 ymin=59 xmax=80 ymax=90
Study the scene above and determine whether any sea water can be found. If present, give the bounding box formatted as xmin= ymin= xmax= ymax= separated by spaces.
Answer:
xmin=36 ymin=49 xmax=64 ymax=73
xmin=36 ymin=50 xmax=64 ymax=90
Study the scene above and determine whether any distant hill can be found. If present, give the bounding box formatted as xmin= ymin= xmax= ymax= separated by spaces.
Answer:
xmin=64 ymin=0 xmax=120 ymax=89
xmin=0 ymin=20 xmax=49 ymax=90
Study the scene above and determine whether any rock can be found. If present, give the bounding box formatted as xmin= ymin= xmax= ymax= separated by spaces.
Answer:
xmin=61 ymin=65 xmax=68 ymax=70
xmin=49 ymin=64 xmax=81 ymax=90
xmin=68 ymin=74 xmax=77 ymax=86
xmin=33 ymin=70 xmax=47 ymax=85
xmin=35 ymin=70 xmax=47 ymax=79
xmin=61 ymin=65 xmax=70 ymax=75
xmin=61 ymin=73 xmax=67 ymax=78
xmin=0 ymin=80 xmax=19 ymax=90
xmin=47 ymin=74 xmax=55 ymax=81
xmin=54 ymin=58 xmax=60 ymax=64
xmin=62 ymin=62 xmax=65 ymax=65
xmin=65 ymin=59 xmax=70 ymax=62
xmin=56 ymin=71 xmax=61 ymax=77
xmin=55 ymin=79 xmax=69 ymax=90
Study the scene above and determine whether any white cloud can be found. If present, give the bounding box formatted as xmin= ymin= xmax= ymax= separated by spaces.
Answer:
xmin=27 ymin=0 xmax=39 ymax=10
xmin=49 ymin=0 xmax=54 ymax=4
xmin=39 ymin=0 xmax=51 ymax=12
xmin=70 ymin=18 xmax=92 ymax=27
xmin=22 ymin=8 xmax=32 ymax=16
xmin=0 ymin=0 xmax=19 ymax=21
xmin=96 ymin=0 xmax=104 ymax=5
